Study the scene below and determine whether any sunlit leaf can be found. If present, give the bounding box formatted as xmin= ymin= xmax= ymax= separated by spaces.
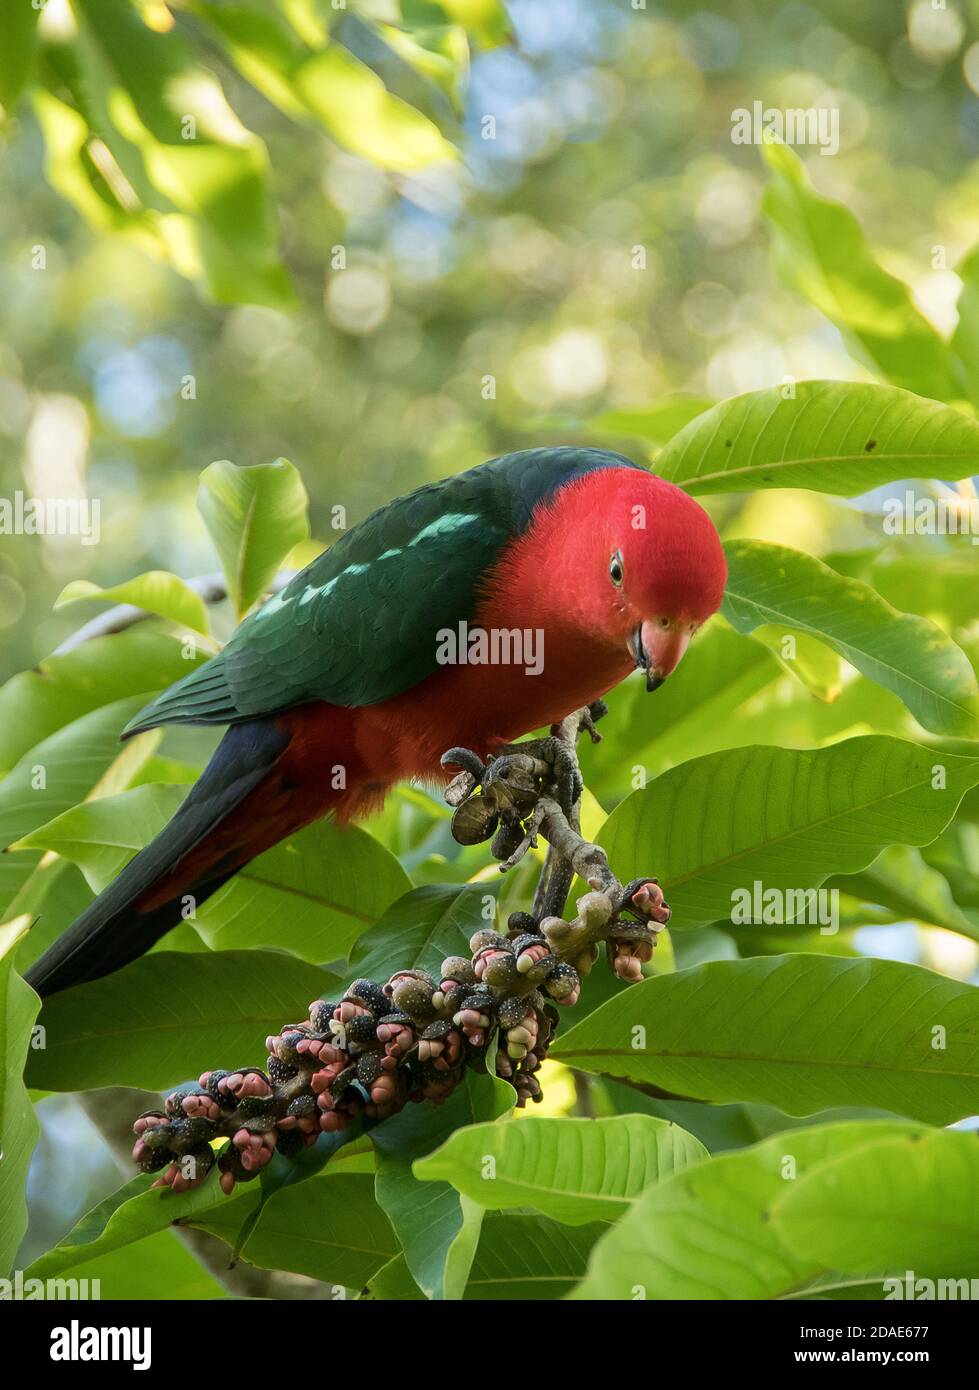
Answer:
xmin=414 ymin=1113 xmax=707 ymax=1224
xmin=657 ymin=381 xmax=979 ymax=496
xmin=197 ymin=458 xmax=309 ymax=617
xmin=723 ymin=540 xmax=979 ymax=736
xmin=55 ymin=570 xmax=210 ymax=637
xmin=26 ymin=949 xmax=340 ymax=1092
xmin=0 ymin=916 xmax=40 ymax=1277
xmin=761 ymin=141 xmax=959 ymax=400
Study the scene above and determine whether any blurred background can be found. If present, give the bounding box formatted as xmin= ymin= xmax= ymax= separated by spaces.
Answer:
xmin=2 ymin=0 xmax=978 ymax=674
xmin=5 ymin=0 xmax=979 ymax=1287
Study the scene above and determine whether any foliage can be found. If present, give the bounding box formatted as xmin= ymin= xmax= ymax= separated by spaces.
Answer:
xmin=2 ymin=0 xmax=979 ymax=1304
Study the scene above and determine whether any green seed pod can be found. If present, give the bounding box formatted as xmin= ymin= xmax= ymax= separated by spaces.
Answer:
xmin=329 ymin=1063 xmax=359 ymax=1101
xmin=481 ymin=953 xmax=518 ymax=988
xmin=544 ymin=960 xmax=580 ymax=1001
xmin=439 ymin=956 xmax=477 ymax=987
xmin=506 ymin=911 xmax=538 ymax=938
xmin=309 ymin=1000 xmax=338 ymax=1032
xmin=267 ymin=1054 xmax=298 ymax=1085
xmin=356 ymin=1052 xmax=382 ymax=1085
xmin=389 ymin=974 xmax=436 ymax=1020
xmin=134 ymin=1144 xmax=173 ymax=1174
xmin=167 ymin=1116 xmax=219 ymax=1153
xmin=497 ymin=995 xmax=533 ymax=1029
xmin=276 ymin=1128 xmax=305 ymax=1161
xmin=346 ymin=979 xmax=390 ymax=1016
xmin=345 ymin=1013 xmax=380 ymax=1046
xmin=469 ymin=928 xmax=510 ymax=955
xmin=165 ymin=1083 xmax=208 ymax=1117
xmin=287 ymin=1095 xmax=317 ymax=1120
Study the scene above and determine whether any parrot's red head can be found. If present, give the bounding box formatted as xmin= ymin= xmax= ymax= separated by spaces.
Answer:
xmin=499 ymin=465 xmax=727 ymax=694
xmin=592 ymin=468 xmax=727 ymax=689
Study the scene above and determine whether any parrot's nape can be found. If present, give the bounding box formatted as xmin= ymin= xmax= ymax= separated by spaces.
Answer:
xmin=27 ymin=446 xmax=726 ymax=997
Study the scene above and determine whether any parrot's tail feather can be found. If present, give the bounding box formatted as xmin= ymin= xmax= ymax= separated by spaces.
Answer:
xmin=25 ymin=719 xmax=293 ymax=998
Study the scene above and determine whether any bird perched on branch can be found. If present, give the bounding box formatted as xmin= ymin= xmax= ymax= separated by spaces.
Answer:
xmin=28 ymin=447 xmax=726 ymax=997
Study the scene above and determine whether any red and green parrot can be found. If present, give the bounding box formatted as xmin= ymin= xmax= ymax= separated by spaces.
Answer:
xmin=27 ymin=447 xmax=726 ymax=997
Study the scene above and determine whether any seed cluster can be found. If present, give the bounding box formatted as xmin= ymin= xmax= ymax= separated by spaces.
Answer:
xmin=131 ymin=915 xmax=616 ymax=1195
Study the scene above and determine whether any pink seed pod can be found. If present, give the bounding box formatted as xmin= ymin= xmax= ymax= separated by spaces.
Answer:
xmin=631 ymin=881 xmax=671 ymax=925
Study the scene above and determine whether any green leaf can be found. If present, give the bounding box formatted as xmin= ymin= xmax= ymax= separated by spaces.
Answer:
xmin=55 ymin=571 xmax=210 ymax=637
xmin=656 ymin=381 xmax=979 ymax=497
xmin=69 ymin=0 xmax=294 ymax=307
xmin=772 ymin=1128 xmax=979 ymax=1278
xmin=0 ymin=696 xmax=150 ymax=915
xmin=553 ymin=954 xmax=979 ymax=1124
xmin=11 ymin=784 xmax=188 ymax=892
xmin=580 ymin=623 xmax=781 ymax=799
xmin=572 ymin=1120 xmax=920 ymax=1300
xmin=0 ymin=1 xmax=39 ymax=110
xmin=828 ymin=845 xmax=979 ymax=943
xmin=26 ymin=950 xmax=341 ymax=1092
xmin=723 ymin=540 xmax=979 ymax=736
xmin=349 ymin=883 xmax=490 ymax=983
xmin=0 ymin=629 xmax=212 ymax=776
xmin=294 ymin=44 xmax=456 ymax=172
xmin=587 ymin=395 xmax=715 ymax=447
xmin=761 ymin=141 xmax=958 ymax=400
xmin=197 ymin=458 xmax=309 ymax=616
xmin=597 ymin=736 xmax=979 ymax=930
xmin=196 ymin=1172 xmax=399 ymax=1288
xmin=0 ymin=917 xmax=40 ymax=1277
xmin=53 ymin=1228 xmax=226 ymax=1300
xmin=13 ymin=784 xmax=410 ymax=962
xmin=414 ymin=1113 xmax=708 ymax=1224
xmin=372 ymin=1069 xmax=514 ymax=1299
xmin=466 ymin=1213 xmax=604 ymax=1299
xmin=749 ymin=624 xmax=843 ymax=703
xmin=25 ymin=1170 xmax=235 ymax=1282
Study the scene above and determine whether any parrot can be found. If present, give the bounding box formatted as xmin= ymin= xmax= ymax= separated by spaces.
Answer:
xmin=26 ymin=446 xmax=726 ymax=997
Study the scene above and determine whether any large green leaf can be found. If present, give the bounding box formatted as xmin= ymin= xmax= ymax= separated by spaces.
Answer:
xmin=0 ymin=630 xmax=212 ymax=776
xmin=414 ymin=1114 xmax=708 ymax=1225
xmin=597 ymin=737 xmax=979 ymax=929
xmin=723 ymin=540 xmax=979 ymax=736
xmin=466 ymin=1213 xmax=604 ymax=1300
xmin=579 ymin=623 xmax=781 ymax=798
xmin=348 ymin=883 xmax=490 ymax=984
xmin=372 ymin=1070 xmax=513 ymax=1299
xmin=26 ymin=950 xmax=340 ymax=1092
xmin=0 ymin=2 xmax=39 ymax=110
xmin=196 ymin=1172 xmax=399 ymax=1289
xmin=293 ymin=44 xmax=457 ymax=172
xmin=761 ymin=142 xmax=958 ymax=400
xmin=194 ymin=8 xmax=458 ymax=172
xmin=55 ymin=571 xmax=210 ymax=637
xmin=66 ymin=0 xmax=293 ymax=307
xmin=0 ymin=917 xmax=40 ymax=1276
xmin=573 ymin=1120 xmax=920 ymax=1300
xmin=0 ymin=696 xmax=149 ymax=914
xmin=553 ymin=954 xmax=979 ymax=1124
xmin=197 ymin=458 xmax=309 ymax=616
xmin=25 ymin=1171 xmax=235 ymax=1282
xmin=828 ymin=845 xmax=979 ymax=943
xmin=772 ymin=1128 xmax=979 ymax=1278
xmin=15 ymin=784 xmax=411 ymax=963
xmin=656 ymin=381 xmax=979 ymax=496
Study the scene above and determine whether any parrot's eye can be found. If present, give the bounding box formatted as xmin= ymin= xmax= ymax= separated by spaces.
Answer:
xmin=609 ymin=550 xmax=624 ymax=587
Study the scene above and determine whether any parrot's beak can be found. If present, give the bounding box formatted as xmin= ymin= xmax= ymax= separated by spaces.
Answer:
xmin=630 ymin=620 xmax=691 ymax=692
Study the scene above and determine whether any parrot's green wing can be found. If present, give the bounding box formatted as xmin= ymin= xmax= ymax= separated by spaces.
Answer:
xmin=123 ymin=447 xmax=640 ymax=735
